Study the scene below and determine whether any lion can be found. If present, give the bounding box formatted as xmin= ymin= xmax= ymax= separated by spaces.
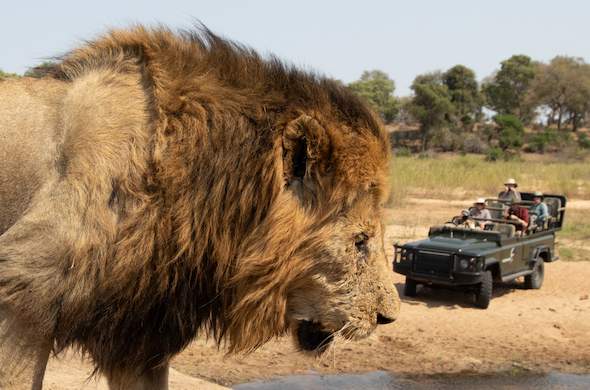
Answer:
xmin=0 ymin=26 xmax=400 ymax=389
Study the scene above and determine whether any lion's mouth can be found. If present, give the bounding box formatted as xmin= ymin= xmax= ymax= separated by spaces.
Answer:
xmin=296 ymin=320 xmax=334 ymax=353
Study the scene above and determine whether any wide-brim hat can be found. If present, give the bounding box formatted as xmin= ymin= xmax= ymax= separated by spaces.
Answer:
xmin=474 ymin=197 xmax=486 ymax=205
xmin=533 ymin=191 xmax=543 ymax=198
xmin=505 ymin=178 xmax=518 ymax=187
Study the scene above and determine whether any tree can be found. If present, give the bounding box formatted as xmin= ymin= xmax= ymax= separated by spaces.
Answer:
xmin=483 ymin=55 xmax=537 ymax=122
xmin=494 ymin=114 xmax=524 ymax=151
xmin=408 ymin=72 xmax=455 ymax=150
xmin=348 ymin=70 xmax=399 ymax=123
xmin=529 ymin=57 xmax=590 ymax=131
xmin=442 ymin=65 xmax=482 ymax=127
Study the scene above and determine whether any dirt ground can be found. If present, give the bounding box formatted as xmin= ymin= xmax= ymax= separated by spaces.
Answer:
xmin=173 ymin=260 xmax=590 ymax=387
xmin=26 ymin=199 xmax=590 ymax=387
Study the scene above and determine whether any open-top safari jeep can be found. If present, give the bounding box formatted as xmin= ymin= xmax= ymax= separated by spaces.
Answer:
xmin=393 ymin=192 xmax=566 ymax=309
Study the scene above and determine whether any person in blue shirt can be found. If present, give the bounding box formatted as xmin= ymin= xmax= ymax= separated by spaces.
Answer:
xmin=529 ymin=191 xmax=549 ymax=229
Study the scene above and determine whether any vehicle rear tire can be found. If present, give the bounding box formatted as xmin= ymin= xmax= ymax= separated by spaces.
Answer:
xmin=404 ymin=278 xmax=418 ymax=297
xmin=524 ymin=260 xmax=544 ymax=289
xmin=474 ymin=270 xmax=492 ymax=309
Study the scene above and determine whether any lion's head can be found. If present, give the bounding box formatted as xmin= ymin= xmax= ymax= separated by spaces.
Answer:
xmin=217 ymin=92 xmax=400 ymax=354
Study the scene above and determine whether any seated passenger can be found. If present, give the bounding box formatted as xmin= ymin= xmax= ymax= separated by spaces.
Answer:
xmin=498 ymin=178 xmax=522 ymax=203
xmin=505 ymin=204 xmax=529 ymax=234
xmin=529 ymin=191 xmax=549 ymax=229
xmin=469 ymin=198 xmax=492 ymax=228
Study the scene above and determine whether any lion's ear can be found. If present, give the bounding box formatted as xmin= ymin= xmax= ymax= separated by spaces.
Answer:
xmin=282 ymin=115 xmax=329 ymax=186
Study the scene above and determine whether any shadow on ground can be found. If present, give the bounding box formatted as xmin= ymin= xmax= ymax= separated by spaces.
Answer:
xmin=394 ymin=280 xmax=523 ymax=309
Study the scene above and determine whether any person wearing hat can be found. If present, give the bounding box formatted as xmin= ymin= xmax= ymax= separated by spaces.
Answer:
xmin=498 ymin=178 xmax=522 ymax=203
xmin=469 ymin=198 xmax=492 ymax=228
xmin=529 ymin=191 xmax=549 ymax=228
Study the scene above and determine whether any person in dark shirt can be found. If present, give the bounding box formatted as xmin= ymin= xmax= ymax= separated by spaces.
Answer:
xmin=505 ymin=204 xmax=529 ymax=234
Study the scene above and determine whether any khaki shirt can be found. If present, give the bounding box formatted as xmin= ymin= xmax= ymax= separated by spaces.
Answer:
xmin=498 ymin=190 xmax=521 ymax=203
xmin=469 ymin=208 xmax=491 ymax=221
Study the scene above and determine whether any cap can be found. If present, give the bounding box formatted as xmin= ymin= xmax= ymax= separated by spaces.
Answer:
xmin=533 ymin=191 xmax=543 ymax=197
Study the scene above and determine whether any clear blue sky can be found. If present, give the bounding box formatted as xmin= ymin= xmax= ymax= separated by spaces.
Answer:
xmin=1 ymin=0 xmax=589 ymax=95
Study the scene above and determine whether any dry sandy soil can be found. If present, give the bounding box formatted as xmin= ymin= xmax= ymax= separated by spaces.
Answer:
xmin=15 ymin=199 xmax=590 ymax=388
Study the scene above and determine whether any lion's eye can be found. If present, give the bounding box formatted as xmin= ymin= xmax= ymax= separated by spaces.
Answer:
xmin=354 ymin=233 xmax=369 ymax=255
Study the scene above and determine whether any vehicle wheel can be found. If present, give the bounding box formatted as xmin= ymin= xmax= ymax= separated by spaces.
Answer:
xmin=524 ymin=260 xmax=544 ymax=289
xmin=404 ymin=278 xmax=418 ymax=297
xmin=474 ymin=270 xmax=493 ymax=309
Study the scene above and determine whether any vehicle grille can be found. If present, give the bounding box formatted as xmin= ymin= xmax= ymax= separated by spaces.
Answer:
xmin=413 ymin=250 xmax=452 ymax=276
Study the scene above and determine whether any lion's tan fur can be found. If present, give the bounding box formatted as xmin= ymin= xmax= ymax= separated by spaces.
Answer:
xmin=0 ymin=26 xmax=399 ymax=388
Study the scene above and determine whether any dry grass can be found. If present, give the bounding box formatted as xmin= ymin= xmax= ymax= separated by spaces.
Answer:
xmin=385 ymin=154 xmax=590 ymax=261
xmin=561 ymin=209 xmax=590 ymax=241
xmin=558 ymin=247 xmax=590 ymax=261
xmin=388 ymin=154 xmax=590 ymax=206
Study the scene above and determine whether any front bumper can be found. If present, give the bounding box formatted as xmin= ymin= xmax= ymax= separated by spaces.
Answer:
xmin=393 ymin=245 xmax=483 ymax=286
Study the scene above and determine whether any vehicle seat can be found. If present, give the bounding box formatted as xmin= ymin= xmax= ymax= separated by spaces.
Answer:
xmin=544 ymin=197 xmax=562 ymax=223
xmin=493 ymin=223 xmax=516 ymax=238
xmin=486 ymin=201 xmax=506 ymax=219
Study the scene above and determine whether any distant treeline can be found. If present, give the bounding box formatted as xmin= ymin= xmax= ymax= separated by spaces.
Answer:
xmin=3 ymin=57 xmax=589 ymax=159
xmin=348 ymin=55 xmax=590 ymax=158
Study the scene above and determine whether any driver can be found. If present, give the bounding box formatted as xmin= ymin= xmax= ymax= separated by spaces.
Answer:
xmin=469 ymin=198 xmax=492 ymax=228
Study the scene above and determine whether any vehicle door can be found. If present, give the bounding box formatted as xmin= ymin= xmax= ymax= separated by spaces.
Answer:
xmin=497 ymin=239 xmax=523 ymax=276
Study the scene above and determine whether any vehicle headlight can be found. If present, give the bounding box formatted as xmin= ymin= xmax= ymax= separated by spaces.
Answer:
xmin=459 ymin=258 xmax=469 ymax=269
xmin=407 ymin=252 xmax=415 ymax=261
xmin=458 ymin=257 xmax=481 ymax=271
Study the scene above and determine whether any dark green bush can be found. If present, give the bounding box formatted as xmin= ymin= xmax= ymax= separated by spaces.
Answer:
xmin=494 ymin=114 xmax=524 ymax=150
xmin=578 ymin=133 xmax=590 ymax=149
xmin=529 ymin=128 xmax=574 ymax=153
xmin=485 ymin=147 xmax=503 ymax=161
xmin=530 ymin=129 xmax=558 ymax=153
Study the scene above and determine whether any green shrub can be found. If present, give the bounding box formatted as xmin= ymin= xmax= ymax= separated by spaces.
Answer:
xmin=579 ymin=133 xmax=590 ymax=149
xmin=530 ymin=129 xmax=557 ymax=153
xmin=395 ymin=147 xmax=412 ymax=157
xmin=485 ymin=147 xmax=503 ymax=161
xmin=494 ymin=114 xmax=524 ymax=151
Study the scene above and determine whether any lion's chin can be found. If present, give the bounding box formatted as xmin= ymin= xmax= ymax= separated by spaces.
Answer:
xmin=295 ymin=320 xmax=334 ymax=354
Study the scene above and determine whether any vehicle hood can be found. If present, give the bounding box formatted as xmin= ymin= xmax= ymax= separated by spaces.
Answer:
xmin=403 ymin=236 xmax=498 ymax=255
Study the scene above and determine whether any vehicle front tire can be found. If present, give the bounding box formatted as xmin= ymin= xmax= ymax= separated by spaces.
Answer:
xmin=524 ymin=260 xmax=544 ymax=289
xmin=404 ymin=277 xmax=418 ymax=297
xmin=475 ymin=270 xmax=493 ymax=309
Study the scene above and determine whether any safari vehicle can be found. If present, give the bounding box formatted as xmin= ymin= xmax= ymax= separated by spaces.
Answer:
xmin=393 ymin=192 xmax=566 ymax=309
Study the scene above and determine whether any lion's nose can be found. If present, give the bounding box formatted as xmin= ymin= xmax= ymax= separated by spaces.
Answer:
xmin=376 ymin=313 xmax=396 ymax=325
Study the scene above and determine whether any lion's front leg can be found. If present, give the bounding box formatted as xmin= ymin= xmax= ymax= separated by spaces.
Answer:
xmin=0 ymin=179 xmax=94 ymax=389
xmin=30 ymin=342 xmax=52 ymax=390
xmin=106 ymin=363 xmax=169 ymax=390
xmin=0 ymin=330 xmax=52 ymax=390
